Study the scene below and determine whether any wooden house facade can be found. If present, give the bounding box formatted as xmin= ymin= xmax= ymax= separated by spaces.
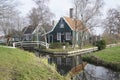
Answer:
xmin=47 ymin=16 xmax=91 ymax=46
xmin=22 ymin=25 xmax=36 ymax=41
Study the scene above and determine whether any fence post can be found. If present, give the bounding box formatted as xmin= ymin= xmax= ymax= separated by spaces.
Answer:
xmin=13 ymin=42 xmax=15 ymax=48
xmin=46 ymin=43 xmax=49 ymax=49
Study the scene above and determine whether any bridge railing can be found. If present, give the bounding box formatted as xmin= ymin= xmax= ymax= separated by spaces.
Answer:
xmin=13 ymin=41 xmax=49 ymax=49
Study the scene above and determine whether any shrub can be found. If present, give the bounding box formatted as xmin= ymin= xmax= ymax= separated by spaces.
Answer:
xmin=62 ymin=42 xmax=70 ymax=47
xmin=96 ymin=40 xmax=106 ymax=50
xmin=0 ymin=42 xmax=6 ymax=46
xmin=50 ymin=42 xmax=62 ymax=49
xmin=50 ymin=42 xmax=70 ymax=49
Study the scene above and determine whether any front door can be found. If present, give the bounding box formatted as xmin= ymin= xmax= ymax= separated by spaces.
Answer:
xmin=61 ymin=34 xmax=65 ymax=42
xmin=49 ymin=35 xmax=53 ymax=43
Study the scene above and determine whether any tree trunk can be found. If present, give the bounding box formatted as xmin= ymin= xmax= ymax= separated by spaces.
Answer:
xmin=80 ymin=31 xmax=85 ymax=49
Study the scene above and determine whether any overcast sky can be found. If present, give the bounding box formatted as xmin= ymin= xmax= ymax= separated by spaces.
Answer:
xmin=18 ymin=0 xmax=120 ymax=18
xmin=18 ymin=0 xmax=120 ymax=35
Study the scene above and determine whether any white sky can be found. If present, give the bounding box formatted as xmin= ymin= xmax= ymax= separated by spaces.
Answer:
xmin=17 ymin=0 xmax=120 ymax=35
xmin=17 ymin=0 xmax=36 ymax=17
xmin=18 ymin=0 xmax=120 ymax=18
xmin=49 ymin=0 xmax=73 ymax=19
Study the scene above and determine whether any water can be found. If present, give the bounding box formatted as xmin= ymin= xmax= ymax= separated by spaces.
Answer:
xmin=74 ymin=64 xmax=120 ymax=80
xmin=48 ymin=55 xmax=120 ymax=80
xmin=33 ymin=50 xmax=120 ymax=80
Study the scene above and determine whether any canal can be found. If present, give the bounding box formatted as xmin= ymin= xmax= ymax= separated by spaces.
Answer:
xmin=48 ymin=55 xmax=120 ymax=80
xmin=31 ymin=49 xmax=120 ymax=80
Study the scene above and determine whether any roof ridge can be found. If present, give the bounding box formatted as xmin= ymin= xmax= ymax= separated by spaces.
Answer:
xmin=63 ymin=17 xmax=74 ymax=31
xmin=63 ymin=16 xmax=83 ymax=31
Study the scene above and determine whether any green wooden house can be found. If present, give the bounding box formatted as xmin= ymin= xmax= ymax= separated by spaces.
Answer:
xmin=47 ymin=16 xmax=91 ymax=46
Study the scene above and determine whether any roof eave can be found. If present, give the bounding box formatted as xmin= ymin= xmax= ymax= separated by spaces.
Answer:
xmin=63 ymin=17 xmax=74 ymax=31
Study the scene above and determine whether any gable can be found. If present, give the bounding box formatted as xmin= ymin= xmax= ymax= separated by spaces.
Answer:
xmin=23 ymin=25 xmax=36 ymax=34
xmin=51 ymin=17 xmax=72 ymax=33
xmin=63 ymin=16 xmax=83 ymax=31
xmin=48 ymin=16 xmax=89 ymax=35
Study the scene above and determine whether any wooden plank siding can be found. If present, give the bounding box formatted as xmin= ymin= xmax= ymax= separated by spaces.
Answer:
xmin=47 ymin=17 xmax=73 ymax=44
xmin=47 ymin=17 xmax=91 ymax=46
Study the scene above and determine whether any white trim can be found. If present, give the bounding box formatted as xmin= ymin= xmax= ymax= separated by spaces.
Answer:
xmin=23 ymin=27 xmax=29 ymax=34
xmin=42 ymin=17 xmax=74 ymax=36
xmin=43 ymin=17 xmax=74 ymax=35
xmin=24 ymin=34 xmax=31 ymax=41
xmin=63 ymin=17 xmax=74 ymax=31
xmin=42 ymin=17 xmax=75 ymax=36
xmin=66 ymin=32 xmax=71 ymax=40
xmin=43 ymin=20 xmax=58 ymax=35
xmin=57 ymin=33 xmax=61 ymax=41
xmin=32 ymin=21 xmax=58 ymax=36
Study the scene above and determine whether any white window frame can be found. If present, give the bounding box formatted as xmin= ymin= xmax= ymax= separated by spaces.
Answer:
xmin=66 ymin=32 xmax=71 ymax=40
xmin=66 ymin=58 xmax=71 ymax=65
xmin=57 ymin=57 xmax=61 ymax=65
xmin=76 ymin=32 xmax=78 ymax=41
xmin=57 ymin=33 xmax=61 ymax=41
xmin=60 ymin=23 xmax=64 ymax=28
xmin=26 ymin=34 xmax=30 ymax=40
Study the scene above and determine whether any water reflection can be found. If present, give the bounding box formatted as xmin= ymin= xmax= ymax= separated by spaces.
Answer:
xmin=48 ymin=55 xmax=120 ymax=80
xmin=84 ymin=64 xmax=120 ymax=80
xmin=48 ymin=55 xmax=83 ymax=75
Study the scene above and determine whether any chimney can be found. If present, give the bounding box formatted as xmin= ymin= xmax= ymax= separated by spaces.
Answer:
xmin=70 ymin=8 xmax=73 ymax=18
xmin=52 ymin=20 xmax=55 ymax=26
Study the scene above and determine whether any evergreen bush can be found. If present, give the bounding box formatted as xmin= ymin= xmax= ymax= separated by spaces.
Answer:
xmin=50 ymin=42 xmax=62 ymax=49
xmin=96 ymin=40 xmax=106 ymax=50
xmin=50 ymin=42 xmax=70 ymax=49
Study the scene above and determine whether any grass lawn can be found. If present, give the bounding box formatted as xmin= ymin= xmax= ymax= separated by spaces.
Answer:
xmin=0 ymin=46 xmax=69 ymax=80
xmin=82 ymin=46 xmax=120 ymax=71
xmin=93 ymin=46 xmax=120 ymax=63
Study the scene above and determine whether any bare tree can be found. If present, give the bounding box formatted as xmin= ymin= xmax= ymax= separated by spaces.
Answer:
xmin=28 ymin=8 xmax=40 ymax=27
xmin=72 ymin=0 xmax=104 ymax=48
xmin=0 ymin=0 xmax=16 ymax=44
xmin=0 ymin=0 xmax=26 ymax=45
xmin=108 ymin=9 xmax=120 ymax=34
xmin=28 ymin=0 xmax=54 ymax=44
xmin=28 ymin=0 xmax=54 ymax=27
xmin=103 ymin=8 xmax=120 ymax=43
xmin=13 ymin=15 xmax=28 ymax=41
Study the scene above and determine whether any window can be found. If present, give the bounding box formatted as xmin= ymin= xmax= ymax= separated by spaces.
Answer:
xmin=57 ymin=57 xmax=61 ymax=65
xmin=66 ymin=58 xmax=71 ymax=65
xmin=60 ymin=19 xmax=64 ymax=28
xmin=66 ymin=32 xmax=71 ymax=40
xmin=60 ymin=24 xmax=64 ymax=28
xmin=26 ymin=35 xmax=30 ymax=40
xmin=57 ymin=33 xmax=61 ymax=40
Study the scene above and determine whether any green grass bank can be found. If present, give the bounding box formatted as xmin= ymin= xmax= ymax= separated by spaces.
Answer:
xmin=0 ymin=46 xmax=69 ymax=80
xmin=82 ymin=46 xmax=120 ymax=71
